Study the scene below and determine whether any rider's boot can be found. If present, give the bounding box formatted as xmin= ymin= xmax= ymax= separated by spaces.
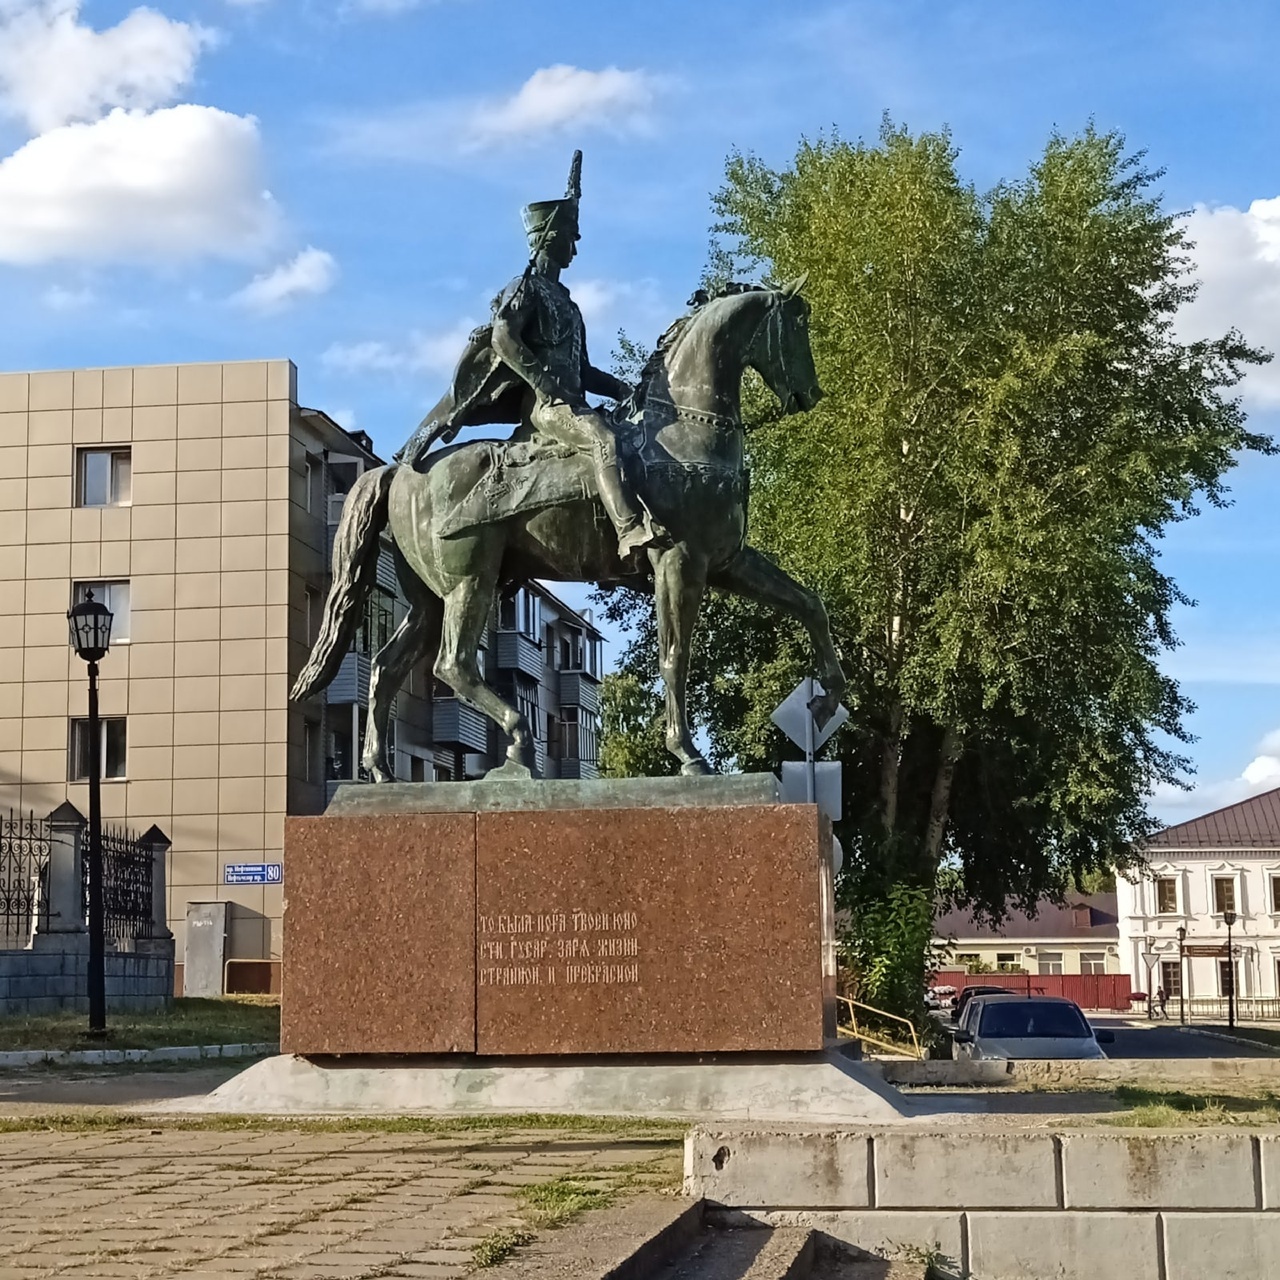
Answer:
xmin=595 ymin=454 xmax=670 ymax=558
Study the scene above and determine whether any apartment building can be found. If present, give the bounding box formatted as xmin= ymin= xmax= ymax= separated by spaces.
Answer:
xmin=0 ymin=359 xmax=602 ymax=989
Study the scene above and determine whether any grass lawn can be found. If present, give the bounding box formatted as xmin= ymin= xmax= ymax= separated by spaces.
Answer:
xmin=0 ymin=996 xmax=280 ymax=1052
xmin=1109 ymin=1084 xmax=1280 ymax=1127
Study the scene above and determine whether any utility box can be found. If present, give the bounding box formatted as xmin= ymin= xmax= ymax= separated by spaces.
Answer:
xmin=184 ymin=901 xmax=228 ymax=998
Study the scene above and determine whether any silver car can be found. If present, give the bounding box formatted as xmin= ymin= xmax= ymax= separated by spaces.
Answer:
xmin=952 ymin=994 xmax=1114 ymax=1061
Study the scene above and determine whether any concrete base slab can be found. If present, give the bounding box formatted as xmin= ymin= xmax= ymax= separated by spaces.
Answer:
xmin=169 ymin=1051 xmax=909 ymax=1122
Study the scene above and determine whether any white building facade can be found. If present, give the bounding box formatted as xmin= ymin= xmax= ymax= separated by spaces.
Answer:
xmin=1117 ymin=788 xmax=1280 ymax=1015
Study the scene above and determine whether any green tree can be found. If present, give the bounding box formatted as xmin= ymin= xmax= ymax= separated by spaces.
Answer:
xmin=597 ymin=672 xmax=677 ymax=779
xmin=597 ymin=121 xmax=1271 ymax=1017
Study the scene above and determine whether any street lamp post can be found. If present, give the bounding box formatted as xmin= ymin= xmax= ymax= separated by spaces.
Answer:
xmin=1176 ymin=925 xmax=1187 ymax=1026
xmin=1223 ymin=908 xmax=1238 ymax=1030
xmin=66 ymin=589 xmax=113 ymax=1035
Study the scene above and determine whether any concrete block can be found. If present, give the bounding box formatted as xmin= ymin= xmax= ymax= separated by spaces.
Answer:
xmin=875 ymin=1131 xmax=1057 ymax=1208
xmin=968 ymin=1211 xmax=1158 ymax=1280
xmin=1163 ymin=1212 xmax=1280 ymax=1280
xmin=1062 ymin=1133 xmax=1256 ymax=1209
xmin=153 ymin=1045 xmax=201 ymax=1061
xmin=685 ymin=1129 xmax=870 ymax=1207
xmin=707 ymin=1208 xmax=962 ymax=1272
xmin=1257 ymin=1135 xmax=1280 ymax=1208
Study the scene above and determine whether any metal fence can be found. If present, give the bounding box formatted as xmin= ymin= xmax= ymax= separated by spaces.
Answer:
xmin=0 ymin=811 xmax=49 ymax=949
xmin=1177 ymin=996 xmax=1280 ymax=1023
xmin=85 ymin=823 xmax=155 ymax=948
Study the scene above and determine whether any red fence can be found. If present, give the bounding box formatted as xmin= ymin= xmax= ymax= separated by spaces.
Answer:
xmin=934 ymin=971 xmax=1133 ymax=1011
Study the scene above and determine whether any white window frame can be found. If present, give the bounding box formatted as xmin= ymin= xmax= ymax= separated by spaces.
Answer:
xmin=68 ymin=717 xmax=127 ymax=781
xmin=72 ymin=580 xmax=130 ymax=644
xmin=76 ymin=446 xmax=131 ymax=508
xmin=1210 ymin=871 xmax=1240 ymax=918
xmin=1154 ymin=874 xmax=1180 ymax=916
xmin=1080 ymin=951 xmax=1107 ymax=976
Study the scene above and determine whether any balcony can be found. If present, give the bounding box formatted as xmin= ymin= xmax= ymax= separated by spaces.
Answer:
xmin=558 ymin=670 xmax=599 ymax=714
xmin=329 ymin=651 xmax=370 ymax=705
xmin=432 ymin=698 xmax=490 ymax=753
xmin=495 ymin=630 xmax=544 ymax=680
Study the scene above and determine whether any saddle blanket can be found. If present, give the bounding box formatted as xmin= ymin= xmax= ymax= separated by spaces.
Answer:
xmin=435 ymin=438 xmax=599 ymax=538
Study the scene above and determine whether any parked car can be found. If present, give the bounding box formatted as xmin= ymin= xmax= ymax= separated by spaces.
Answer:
xmin=951 ymin=994 xmax=1115 ymax=1061
xmin=952 ymin=984 xmax=1015 ymax=1025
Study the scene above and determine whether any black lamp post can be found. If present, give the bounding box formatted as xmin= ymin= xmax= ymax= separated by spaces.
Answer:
xmin=66 ymin=589 xmax=113 ymax=1035
xmin=1176 ymin=925 xmax=1187 ymax=1026
xmin=1223 ymin=908 xmax=1238 ymax=1030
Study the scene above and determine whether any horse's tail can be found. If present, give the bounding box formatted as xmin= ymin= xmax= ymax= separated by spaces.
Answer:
xmin=290 ymin=464 xmax=397 ymax=703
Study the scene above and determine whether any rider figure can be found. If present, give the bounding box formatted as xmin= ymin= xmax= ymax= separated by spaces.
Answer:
xmin=491 ymin=153 xmax=666 ymax=560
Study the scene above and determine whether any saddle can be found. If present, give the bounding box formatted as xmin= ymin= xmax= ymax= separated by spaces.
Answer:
xmin=435 ymin=435 xmax=609 ymax=539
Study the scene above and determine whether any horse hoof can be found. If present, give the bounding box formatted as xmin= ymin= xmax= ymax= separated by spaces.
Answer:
xmin=485 ymin=757 xmax=537 ymax=782
xmin=680 ymin=759 xmax=714 ymax=777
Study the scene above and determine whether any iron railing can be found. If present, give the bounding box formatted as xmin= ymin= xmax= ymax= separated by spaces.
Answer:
xmin=1171 ymin=996 xmax=1280 ymax=1024
xmin=0 ymin=810 xmax=49 ymax=949
xmin=83 ymin=822 xmax=154 ymax=948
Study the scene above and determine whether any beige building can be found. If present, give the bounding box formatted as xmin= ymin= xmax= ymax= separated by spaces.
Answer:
xmin=0 ymin=358 xmax=603 ymax=991
xmin=933 ymin=894 xmax=1122 ymax=976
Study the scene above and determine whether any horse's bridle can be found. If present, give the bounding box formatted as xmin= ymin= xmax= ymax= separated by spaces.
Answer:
xmin=642 ymin=290 xmax=792 ymax=433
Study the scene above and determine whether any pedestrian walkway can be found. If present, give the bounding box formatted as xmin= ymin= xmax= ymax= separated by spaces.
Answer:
xmin=0 ymin=1122 xmax=681 ymax=1279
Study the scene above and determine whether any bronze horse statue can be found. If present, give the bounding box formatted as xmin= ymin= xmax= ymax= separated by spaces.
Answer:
xmin=291 ymin=280 xmax=846 ymax=779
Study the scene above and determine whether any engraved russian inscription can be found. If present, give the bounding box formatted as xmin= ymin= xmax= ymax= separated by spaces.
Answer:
xmin=477 ymin=904 xmax=640 ymax=987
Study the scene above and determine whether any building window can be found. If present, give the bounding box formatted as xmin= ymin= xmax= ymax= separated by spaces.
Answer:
xmin=76 ymin=447 xmax=131 ymax=508
xmin=356 ymin=586 xmax=395 ymax=656
xmin=1038 ymin=951 xmax=1064 ymax=976
xmin=1081 ymin=951 xmax=1106 ymax=976
xmin=302 ymin=721 xmax=316 ymax=783
xmin=72 ymin=580 xmax=130 ymax=643
xmin=1219 ymin=959 xmax=1238 ymax=998
xmin=410 ymin=755 xmax=426 ymax=782
xmin=1160 ymin=959 xmax=1182 ymax=997
xmin=995 ymin=952 xmax=1019 ymax=973
xmin=1213 ymin=876 xmax=1237 ymax=916
xmin=69 ymin=717 xmax=127 ymax=781
xmin=1271 ymin=877 xmax=1280 ymax=914
xmin=305 ymin=587 xmax=319 ymax=643
xmin=499 ymin=588 xmax=540 ymax=638
xmin=1155 ymin=877 xmax=1179 ymax=915
xmin=956 ymin=953 xmax=980 ymax=971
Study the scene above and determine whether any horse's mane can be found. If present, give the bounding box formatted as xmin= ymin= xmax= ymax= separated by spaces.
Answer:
xmin=635 ymin=281 xmax=768 ymax=401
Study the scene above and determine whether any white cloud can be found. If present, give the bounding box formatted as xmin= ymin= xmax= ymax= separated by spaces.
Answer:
xmin=42 ymin=282 xmax=92 ymax=309
xmin=232 ymin=246 xmax=337 ymax=312
xmin=0 ymin=4 xmax=278 ymax=267
xmin=0 ymin=105 xmax=276 ymax=265
xmin=0 ymin=0 xmax=214 ymax=133
xmin=1178 ymin=198 xmax=1280 ymax=405
xmin=322 ymin=318 xmax=477 ymax=378
xmin=468 ymin=65 xmax=660 ymax=147
xmin=329 ymin=64 xmax=663 ymax=162
xmin=1151 ymin=726 xmax=1280 ymax=819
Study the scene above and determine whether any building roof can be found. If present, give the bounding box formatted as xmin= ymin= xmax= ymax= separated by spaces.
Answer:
xmin=934 ymin=893 xmax=1119 ymax=943
xmin=1145 ymin=787 xmax=1280 ymax=850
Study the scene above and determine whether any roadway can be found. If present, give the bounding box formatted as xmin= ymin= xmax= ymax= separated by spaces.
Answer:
xmin=1086 ymin=1014 xmax=1277 ymax=1058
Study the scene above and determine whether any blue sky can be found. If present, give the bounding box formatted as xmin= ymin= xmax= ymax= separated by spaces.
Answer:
xmin=4 ymin=0 xmax=1280 ymax=820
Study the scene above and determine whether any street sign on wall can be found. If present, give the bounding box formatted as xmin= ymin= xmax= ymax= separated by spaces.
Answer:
xmin=224 ymin=863 xmax=282 ymax=886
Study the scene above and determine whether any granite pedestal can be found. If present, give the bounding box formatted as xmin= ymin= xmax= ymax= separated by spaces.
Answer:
xmin=281 ymin=774 xmax=835 ymax=1056
xmin=262 ymin=775 xmax=900 ymax=1120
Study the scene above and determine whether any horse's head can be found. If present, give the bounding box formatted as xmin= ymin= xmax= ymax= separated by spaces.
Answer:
xmin=749 ymin=276 xmax=823 ymax=415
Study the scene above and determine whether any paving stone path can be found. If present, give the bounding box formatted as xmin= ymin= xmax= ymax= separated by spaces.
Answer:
xmin=0 ymin=1126 xmax=680 ymax=1280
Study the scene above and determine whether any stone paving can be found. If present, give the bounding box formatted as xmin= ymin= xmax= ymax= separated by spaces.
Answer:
xmin=0 ymin=1124 xmax=681 ymax=1280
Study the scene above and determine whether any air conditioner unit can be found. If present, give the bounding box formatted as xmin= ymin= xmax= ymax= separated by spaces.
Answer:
xmin=1107 ymin=946 xmax=1119 ymax=955
xmin=1023 ymin=947 xmax=1036 ymax=956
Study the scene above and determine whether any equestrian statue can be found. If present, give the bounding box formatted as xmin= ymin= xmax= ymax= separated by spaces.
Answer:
xmin=291 ymin=151 xmax=846 ymax=780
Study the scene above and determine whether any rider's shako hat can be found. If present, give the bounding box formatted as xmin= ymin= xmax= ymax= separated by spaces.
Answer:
xmin=521 ymin=150 xmax=582 ymax=239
